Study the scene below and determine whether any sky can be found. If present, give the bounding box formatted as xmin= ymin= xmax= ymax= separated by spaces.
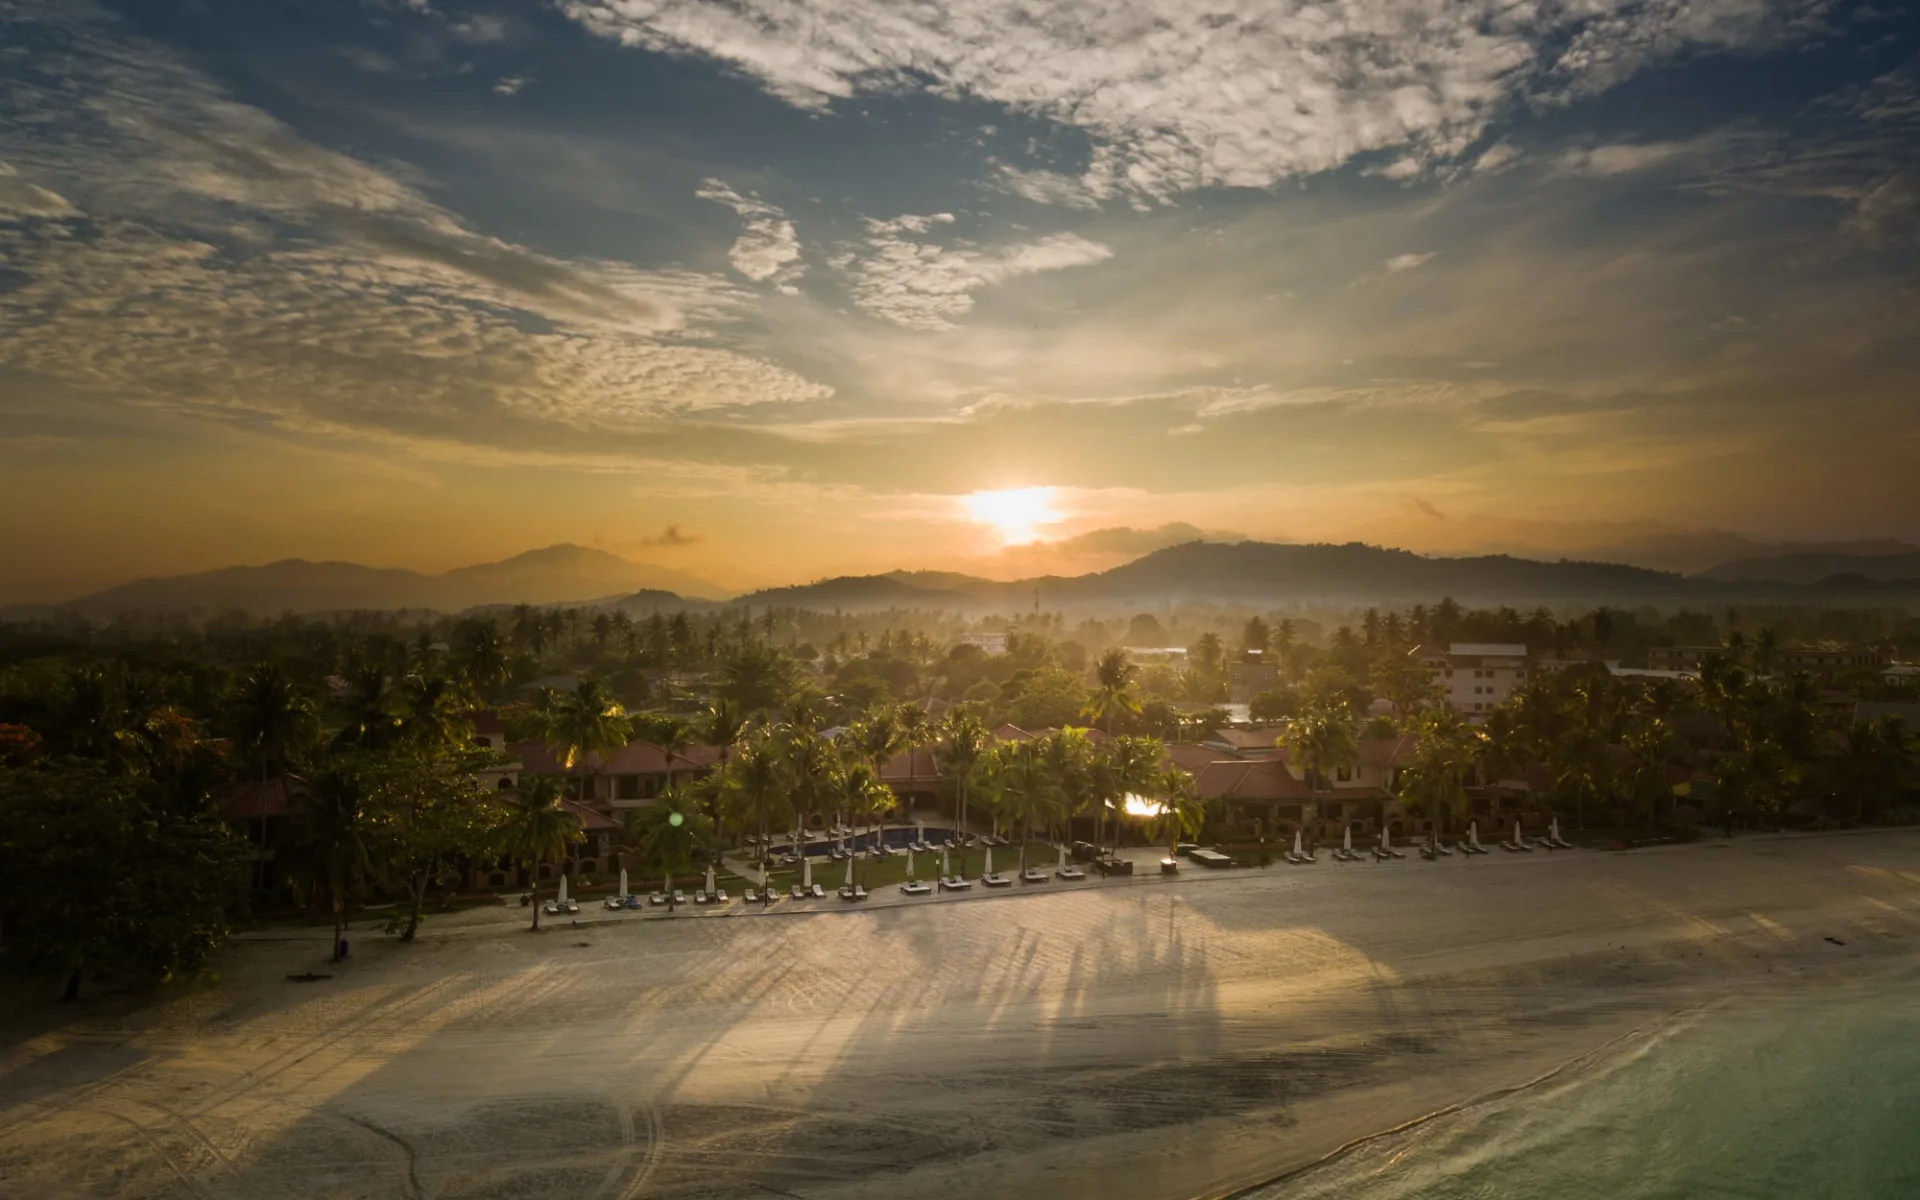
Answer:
xmin=1 ymin=0 xmax=1917 ymax=602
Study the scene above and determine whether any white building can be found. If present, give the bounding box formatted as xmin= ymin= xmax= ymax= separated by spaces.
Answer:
xmin=961 ymin=630 xmax=1010 ymax=655
xmin=1416 ymin=642 xmax=1529 ymax=717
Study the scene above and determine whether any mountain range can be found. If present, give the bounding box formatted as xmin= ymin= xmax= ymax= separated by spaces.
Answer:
xmin=22 ymin=545 xmax=723 ymax=618
xmin=13 ymin=539 xmax=1920 ymax=620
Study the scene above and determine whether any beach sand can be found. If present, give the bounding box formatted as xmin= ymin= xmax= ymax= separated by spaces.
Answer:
xmin=3 ymin=830 xmax=1919 ymax=1200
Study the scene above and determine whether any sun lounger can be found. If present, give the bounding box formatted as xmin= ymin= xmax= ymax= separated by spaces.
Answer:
xmin=939 ymin=876 xmax=973 ymax=891
xmin=542 ymin=900 xmax=559 ymax=914
xmin=605 ymin=896 xmax=628 ymax=910
xmin=838 ymin=885 xmax=857 ymax=901
xmin=743 ymin=887 xmax=761 ymax=903
xmin=790 ymin=884 xmax=807 ymax=900
xmin=853 ymin=885 xmax=868 ymax=900
xmin=807 ymin=883 xmax=824 ymax=899
xmin=714 ymin=888 xmax=729 ymax=902
xmin=901 ymin=880 xmax=933 ymax=895
xmin=694 ymin=890 xmax=712 ymax=904
xmin=562 ymin=900 xmax=578 ymax=914
xmin=982 ymin=872 xmax=1012 ymax=887
xmin=671 ymin=889 xmax=686 ymax=905
xmin=1021 ymin=866 xmax=1049 ymax=883
xmin=1057 ymin=865 xmax=1087 ymax=880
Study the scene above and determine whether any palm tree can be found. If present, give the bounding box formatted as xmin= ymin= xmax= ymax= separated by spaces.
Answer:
xmin=1280 ymin=704 xmax=1359 ymax=833
xmin=848 ymin=705 xmax=905 ymax=847
xmin=628 ymin=790 xmax=712 ymax=910
xmin=720 ymin=729 xmax=791 ymax=876
xmin=1402 ymin=709 xmax=1473 ymax=841
xmin=497 ymin=775 xmax=583 ymax=931
xmin=1151 ymin=766 xmax=1204 ymax=861
xmin=231 ymin=663 xmax=319 ymax=888
xmin=1083 ymin=648 xmax=1141 ymax=736
xmin=784 ymin=727 xmax=839 ymax=854
xmin=332 ymin=665 xmax=401 ymax=751
xmin=290 ymin=767 xmax=372 ymax=961
xmin=934 ymin=708 xmax=991 ymax=837
xmin=988 ymin=739 xmax=1065 ymax=874
xmin=455 ymin=620 xmax=513 ymax=697
xmin=397 ymin=673 xmax=471 ymax=753
xmin=834 ymin=761 xmax=894 ymax=886
xmin=1097 ymin=735 xmax=1163 ymax=851
xmin=1623 ymin=715 xmax=1679 ymax=829
xmin=542 ymin=676 xmax=629 ymax=807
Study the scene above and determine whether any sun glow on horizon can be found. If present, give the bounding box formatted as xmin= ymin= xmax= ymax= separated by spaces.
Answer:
xmin=962 ymin=487 xmax=1062 ymax=546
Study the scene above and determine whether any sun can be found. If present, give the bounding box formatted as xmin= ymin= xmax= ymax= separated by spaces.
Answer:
xmin=962 ymin=487 xmax=1061 ymax=546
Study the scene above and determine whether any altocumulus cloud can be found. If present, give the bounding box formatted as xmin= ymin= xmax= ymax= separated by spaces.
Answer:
xmin=696 ymin=179 xmax=805 ymax=291
xmin=837 ymin=213 xmax=1113 ymax=330
xmin=558 ymin=0 xmax=1830 ymax=200
xmin=0 ymin=0 xmax=830 ymax=456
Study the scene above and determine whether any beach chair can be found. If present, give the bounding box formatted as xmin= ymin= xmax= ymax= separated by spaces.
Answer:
xmin=809 ymin=883 xmax=826 ymax=899
xmin=743 ymin=887 xmax=761 ymax=903
xmin=789 ymin=884 xmax=807 ymax=900
xmin=713 ymin=888 xmax=729 ymax=903
xmin=672 ymin=889 xmax=687 ymax=905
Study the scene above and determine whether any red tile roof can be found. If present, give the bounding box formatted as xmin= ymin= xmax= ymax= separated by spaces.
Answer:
xmin=218 ymin=774 xmax=310 ymax=820
xmin=1164 ymin=743 xmax=1220 ymax=774
xmin=878 ymin=747 xmax=941 ymax=784
xmin=467 ymin=710 xmax=509 ymax=734
xmin=1194 ymin=759 xmax=1311 ymax=802
xmin=559 ymin=798 xmax=620 ymax=831
xmin=1358 ymin=736 xmax=1416 ymax=768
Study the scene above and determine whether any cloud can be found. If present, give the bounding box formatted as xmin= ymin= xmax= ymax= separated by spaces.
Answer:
xmin=493 ymin=75 xmax=531 ymax=96
xmin=695 ymin=178 xmax=804 ymax=288
xmin=0 ymin=162 xmax=79 ymax=217
xmin=448 ymin=15 xmax=510 ymax=44
xmin=558 ymin=0 xmax=1829 ymax=201
xmin=1385 ymin=251 xmax=1437 ymax=274
xmin=838 ymin=214 xmax=1112 ymax=330
xmin=639 ymin=523 xmax=702 ymax=547
xmin=1473 ymin=141 xmax=1522 ymax=174
xmin=0 ymin=0 xmax=832 ymax=450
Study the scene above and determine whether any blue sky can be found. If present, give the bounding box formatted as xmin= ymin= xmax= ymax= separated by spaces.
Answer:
xmin=1 ymin=0 xmax=1916 ymax=600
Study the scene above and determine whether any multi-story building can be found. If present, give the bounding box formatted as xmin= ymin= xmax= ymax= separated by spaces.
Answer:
xmin=1227 ymin=655 xmax=1279 ymax=703
xmin=961 ymin=630 xmax=1010 ymax=655
xmin=1415 ymin=642 xmax=1529 ymax=717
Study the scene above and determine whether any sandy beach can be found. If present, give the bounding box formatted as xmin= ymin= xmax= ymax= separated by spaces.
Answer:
xmin=4 ymin=831 xmax=1919 ymax=1200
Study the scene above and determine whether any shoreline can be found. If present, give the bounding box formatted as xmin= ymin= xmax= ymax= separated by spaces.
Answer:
xmin=4 ymin=830 xmax=1920 ymax=1200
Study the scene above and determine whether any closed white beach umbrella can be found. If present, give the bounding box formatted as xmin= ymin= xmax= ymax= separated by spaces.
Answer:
xmin=557 ymin=874 xmax=568 ymax=905
xmin=984 ymin=846 xmax=993 ymax=878
xmin=1292 ymin=831 xmax=1304 ymax=858
xmin=705 ymin=864 xmax=716 ymax=895
xmin=618 ymin=868 xmax=628 ymax=900
xmin=803 ymin=855 xmax=812 ymax=889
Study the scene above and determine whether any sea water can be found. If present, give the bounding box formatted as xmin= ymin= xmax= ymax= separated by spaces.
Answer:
xmin=1260 ymin=978 xmax=1920 ymax=1200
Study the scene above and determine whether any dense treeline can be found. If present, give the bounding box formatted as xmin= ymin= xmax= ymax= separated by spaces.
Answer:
xmin=3 ymin=596 xmax=1916 ymax=1000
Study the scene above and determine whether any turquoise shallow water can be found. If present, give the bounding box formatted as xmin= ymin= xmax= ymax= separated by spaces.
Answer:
xmin=1262 ymin=979 xmax=1920 ymax=1200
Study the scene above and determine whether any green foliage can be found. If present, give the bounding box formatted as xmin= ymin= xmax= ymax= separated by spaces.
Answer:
xmin=0 ymin=759 xmax=249 ymax=998
xmin=1007 ymin=665 xmax=1090 ymax=730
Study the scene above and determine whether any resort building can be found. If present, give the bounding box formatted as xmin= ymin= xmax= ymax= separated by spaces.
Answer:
xmin=961 ymin=630 xmax=1010 ymax=655
xmin=1227 ymin=655 xmax=1279 ymax=704
xmin=1414 ymin=643 xmax=1530 ymax=717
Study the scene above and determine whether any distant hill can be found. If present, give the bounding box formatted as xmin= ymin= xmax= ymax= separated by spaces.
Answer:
xmin=733 ymin=540 xmax=1702 ymax=613
xmin=1699 ymin=550 xmax=1920 ymax=587
xmin=44 ymin=545 xmax=724 ymax=616
xmin=1046 ymin=541 xmax=1690 ymax=606
xmin=737 ymin=575 xmax=978 ymax=610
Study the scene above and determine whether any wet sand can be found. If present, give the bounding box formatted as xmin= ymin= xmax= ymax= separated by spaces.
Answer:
xmin=3 ymin=830 xmax=1919 ymax=1200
